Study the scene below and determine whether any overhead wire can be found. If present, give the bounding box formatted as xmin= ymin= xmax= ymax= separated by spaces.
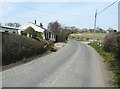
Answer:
xmin=1 ymin=6 xmax=27 ymax=21
xmin=97 ymin=0 xmax=119 ymax=15
xmin=6 ymin=3 xmax=93 ymax=17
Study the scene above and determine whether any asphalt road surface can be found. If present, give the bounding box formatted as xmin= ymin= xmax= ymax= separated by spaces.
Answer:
xmin=2 ymin=40 xmax=109 ymax=87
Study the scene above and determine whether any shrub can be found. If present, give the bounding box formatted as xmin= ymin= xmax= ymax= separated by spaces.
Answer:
xmin=23 ymin=26 xmax=37 ymax=38
xmin=103 ymin=32 xmax=120 ymax=53
xmin=2 ymin=32 xmax=47 ymax=65
xmin=37 ymin=32 xmax=43 ymax=39
xmin=90 ymin=32 xmax=120 ymax=86
xmin=103 ymin=33 xmax=117 ymax=52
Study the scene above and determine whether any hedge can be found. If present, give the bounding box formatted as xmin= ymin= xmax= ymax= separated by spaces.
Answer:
xmin=2 ymin=32 xmax=47 ymax=65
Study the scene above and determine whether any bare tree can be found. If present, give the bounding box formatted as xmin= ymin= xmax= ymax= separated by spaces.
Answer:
xmin=5 ymin=22 xmax=21 ymax=27
xmin=47 ymin=21 xmax=61 ymax=34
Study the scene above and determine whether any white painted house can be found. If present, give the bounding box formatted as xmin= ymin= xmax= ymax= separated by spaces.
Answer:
xmin=18 ymin=22 xmax=56 ymax=42
xmin=18 ymin=22 xmax=45 ymax=38
xmin=0 ymin=25 xmax=19 ymax=33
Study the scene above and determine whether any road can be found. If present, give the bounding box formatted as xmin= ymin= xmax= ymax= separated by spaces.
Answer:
xmin=2 ymin=40 xmax=109 ymax=87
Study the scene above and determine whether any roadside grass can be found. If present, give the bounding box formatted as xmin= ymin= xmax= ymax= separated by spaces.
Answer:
xmin=89 ymin=41 xmax=119 ymax=87
xmin=69 ymin=33 xmax=107 ymax=41
xmin=70 ymin=32 xmax=120 ymax=86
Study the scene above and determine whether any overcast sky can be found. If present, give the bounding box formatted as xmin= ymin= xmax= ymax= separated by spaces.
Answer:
xmin=0 ymin=2 xmax=118 ymax=30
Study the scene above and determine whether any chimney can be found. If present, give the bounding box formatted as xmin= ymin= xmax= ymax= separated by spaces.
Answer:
xmin=34 ymin=20 xmax=36 ymax=24
xmin=40 ymin=23 xmax=43 ymax=28
xmin=14 ymin=23 xmax=17 ymax=27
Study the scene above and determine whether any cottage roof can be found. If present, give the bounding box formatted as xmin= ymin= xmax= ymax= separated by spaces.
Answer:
xmin=18 ymin=22 xmax=45 ymax=32
xmin=0 ymin=25 xmax=19 ymax=30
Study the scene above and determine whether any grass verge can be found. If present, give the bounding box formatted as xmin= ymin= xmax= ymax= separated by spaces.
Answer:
xmin=69 ymin=33 xmax=107 ymax=41
xmin=89 ymin=41 xmax=119 ymax=87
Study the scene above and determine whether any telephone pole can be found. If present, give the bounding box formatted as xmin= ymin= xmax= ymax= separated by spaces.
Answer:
xmin=93 ymin=0 xmax=119 ymax=40
xmin=94 ymin=9 xmax=97 ymax=41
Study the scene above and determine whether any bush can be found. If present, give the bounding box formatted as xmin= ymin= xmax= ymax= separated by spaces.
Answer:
xmin=37 ymin=32 xmax=43 ymax=39
xmin=103 ymin=33 xmax=115 ymax=52
xmin=103 ymin=32 xmax=119 ymax=53
xmin=90 ymin=32 xmax=120 ymax=86
xmin=23 ymin=26 xmax=37 ymax=38
xmin=2 ymin=32 xmax=47 ymax=65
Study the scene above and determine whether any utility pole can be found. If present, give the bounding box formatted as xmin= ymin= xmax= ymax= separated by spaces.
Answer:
xmin=93 ymin=0 xmax=118 ymax=38
xmin=94 ymin=9 xmax=97 ymax=41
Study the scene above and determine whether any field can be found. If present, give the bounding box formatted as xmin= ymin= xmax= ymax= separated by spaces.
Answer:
xmin=69 ymin=33 xmax=107 ymax=42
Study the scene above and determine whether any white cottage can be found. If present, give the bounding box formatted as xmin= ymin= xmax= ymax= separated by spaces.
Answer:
xmin=18 ymin=22 xmax=56 ymax=42
xmin=18 ymin=22 xmax=45 ymax=38
xmin=0 ymin=25 xmax=19 ymax=33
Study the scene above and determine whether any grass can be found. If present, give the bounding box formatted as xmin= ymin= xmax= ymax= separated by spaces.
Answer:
xmin=72 ymin=32 xmax=120 ymax=86
xmin=69 ymin=32 xmax=107 ymax=41
xmin=89 ymin=41 xmax=115 ymax=63
xmin=89 ymin=41 xmax=119 ymax=87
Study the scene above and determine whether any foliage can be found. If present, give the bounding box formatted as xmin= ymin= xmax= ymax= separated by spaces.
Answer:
xmin=89 ymin=32 xmax=120 ymax=87
xmin=5 ymin=22 xmax=21 ymax=27
xmin=48 ymin=21 xmax=61 ymax=34
xmin=103 ymin=33 xmax=117 ymax=52
xmin=89 ymin=41 xmax=115 ymax=66
xmin=2 ymin=32 xmax=47 ymax=65
xmin=47 ymin=21 xmax=73 ymax=42
xmin=36 ymin=32 xmax=43 ymax=39
xmin=23 ymin=26 xmax=37 ymax=38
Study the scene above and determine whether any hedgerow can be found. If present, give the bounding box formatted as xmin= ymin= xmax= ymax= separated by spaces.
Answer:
xmin=89 ymin=32 xmax=120 ymax=87
xmin=2 ymin=32 xmax=47 ymax=65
